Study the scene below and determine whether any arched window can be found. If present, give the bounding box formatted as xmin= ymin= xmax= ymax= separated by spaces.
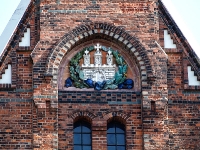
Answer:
xmin=107 ymin=120 xmax=126 ymax=150
xmin=73 ymin=120 xmax=92 ymax=150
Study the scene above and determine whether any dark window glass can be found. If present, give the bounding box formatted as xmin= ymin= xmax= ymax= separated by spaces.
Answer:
xmin=74 ymin=120 xmax=91 ymax=150
xmin=117 ymin=146 xmax=125 ymax=150
xmin=107 ymin=121 xmax=126 ymax=150
xmin=116 ymin=134 xmax=125 ymax=145
xmin=107 ymin=134 xmax=116 ymax=145
xmin=107 ymin=123 xmax=115 ymax=133
xmin=74 ymin=146 xmax=81 ymax=150
xmin=82 ymin=146 xmax=91 ymax=150
xmin=74 ymin=134 xmax=81 ymax=144
xmin=82 ymin=134 xmax=91 ymax=144
xmin=108 ymin=146 xmax=116 ymax=150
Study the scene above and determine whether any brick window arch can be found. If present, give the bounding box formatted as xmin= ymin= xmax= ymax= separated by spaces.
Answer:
xmin=107 ymin=120 xmax=126 ymax=150
xmin=73 ymin=119 xmax=92 ymax=150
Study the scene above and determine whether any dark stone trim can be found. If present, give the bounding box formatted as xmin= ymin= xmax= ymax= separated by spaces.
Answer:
xmin=0 ymin=84 xmax=16 ymax=91
xmin=58 ymin=90 xmax=141 ymax=94
xmin=108 ymin=100 xmax=141 ymax=105
xmin=168 ymin=100 xmax=200 ymax=104
xmin=58 ymin=91 xmax=141 ymax=104
xmin=59 ymin=101 xmax=108 ymax=104
xmin=0 ymin=99 xmax=32 ymax=102
xmin=58 ymin=101 xmax=141 ymax=104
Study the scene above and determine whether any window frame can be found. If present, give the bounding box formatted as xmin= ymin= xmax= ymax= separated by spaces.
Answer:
xmin=73 ymin=119 xmax=92 ymax=150
xmin=107 ymin=120 xmax=126 ymax=150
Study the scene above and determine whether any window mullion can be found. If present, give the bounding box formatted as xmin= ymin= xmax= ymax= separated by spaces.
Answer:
xmin=81 ymin=122 xmax=83 ymax=150
xmin=115 ymin=123 xmax=117 ymax=150
xmin=107 ymin=121 xmax=126 ymax=150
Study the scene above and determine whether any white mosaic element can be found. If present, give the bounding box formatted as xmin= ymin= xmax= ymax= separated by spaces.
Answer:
xmin=164 ymin=30 xmax=177 ymax=48
xmin=65 ymin=42 xmax=71 ymax=48
xmin=88 ymin=30 xmax=93 ymax=35
xmin=84 ymin=32 xmax=88 ymax=36
xmin=110 ymin=32 xmax=114 ymax=37
xmin=139 ymin=61 xmax=144 ymax=65
xmin=83 ymin=49 xmax=90 ymax=66
xmin=114 ymin=34 xmax=119 ymax=39
xmin=82 ymin=44 xmax=116 ymax=82
xmin=106 ymin=50 xmax=113 ymax=66
xmin=188 ymin=66 xmax=200 ymax=86
xmin=105 ymin=31 xmax=109 ymax=35
xmin=119 ymin=37 xmax=124 ymax=41
xmin=134 ymin=52 xmax=139 ymax=56
xmin=19 ymin=28 xmax=30 ymax=47
xmin=94 ymin=43 xmax=102 ymax=66
xmin=127 ymin=44 xmax=132 ymax=48
xmin=70 ymin=40 xmax=75 ymax=45
xmin=131 ymin=47 xmax=136 ymax=52
xmin=123 ymin=40 xmax=128 ymax=45
xmin=0 ymin=64 xmax=12 ymax=84
xmin=74 ymin=37 xmax=79 ymax=41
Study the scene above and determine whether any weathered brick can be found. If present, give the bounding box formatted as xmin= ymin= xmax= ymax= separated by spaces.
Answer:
xmin=0 ymin=0 xmax=200 ymax=150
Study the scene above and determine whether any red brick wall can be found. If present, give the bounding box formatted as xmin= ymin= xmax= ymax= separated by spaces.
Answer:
xmin=58 ymin=91 xmax=142 ymax=150
xmin=0 ymin=0 xmax=199 ymax=149
xmin=167 ymin=53 xmax=200 ymax=149
xmin=0 ymin=101 xmax=33 ymax=149
xmin=159 ymin=13 xmax=200 ymax=149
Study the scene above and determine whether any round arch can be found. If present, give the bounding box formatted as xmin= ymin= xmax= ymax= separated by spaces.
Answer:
xmin=103 ymin=111 xmax=130 ymax=124
xmin=70 ymin=110 xmax=97 ymax=123
xmin=45 ymin=22 xmax=155 ymax=84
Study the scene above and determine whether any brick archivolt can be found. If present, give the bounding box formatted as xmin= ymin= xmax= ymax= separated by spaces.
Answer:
xmin=69 ymin=110 xmax=96 ymax=122
xmin=103 ymin=111 xmax=130 ymax=124
xmin=69 ymin=110 xmax=129 ymax=124
xmin=45 ymin=22 xmax=155 ymax=83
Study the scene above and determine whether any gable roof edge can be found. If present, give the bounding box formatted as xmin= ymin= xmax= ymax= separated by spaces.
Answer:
xmin=158 ymin=0 xmax=200 ymax=76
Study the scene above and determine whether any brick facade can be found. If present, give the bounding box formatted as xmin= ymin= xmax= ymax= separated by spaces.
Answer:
xmin=0 ymin=0 xmax=200 ymax=149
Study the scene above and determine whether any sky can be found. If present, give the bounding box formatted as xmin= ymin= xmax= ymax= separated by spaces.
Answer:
xmin=0 ymin=0 xmax=200 ymax=58
xmin=162 ymin=0 xmax=200 ymax=58
xmin=0 ymin=0 xmax=21 ymax=35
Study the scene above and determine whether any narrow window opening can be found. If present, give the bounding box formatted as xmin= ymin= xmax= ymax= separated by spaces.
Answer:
xmin=107 ymin=120 xmax=126 ymax=150
xmin=151 ymin=101 xmax=156 ymax=112
xmin=73 ymin=120 xmax=92 ymax=150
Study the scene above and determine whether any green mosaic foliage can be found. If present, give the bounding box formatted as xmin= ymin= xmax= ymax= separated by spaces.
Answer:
xmin=69 ymin=46 xmax=127 ymax=90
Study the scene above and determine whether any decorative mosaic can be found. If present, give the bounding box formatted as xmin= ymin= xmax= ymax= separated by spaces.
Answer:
xmin=65 ymin=44 xmax=133 ymax=90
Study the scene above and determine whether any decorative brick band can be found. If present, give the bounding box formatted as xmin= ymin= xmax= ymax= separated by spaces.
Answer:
xmin=0 ymin=98 xmax=32 ymax=102
xmin=69 ymin=110 xmax=96 ymax=121
xmin=58 ymin=91 xmax=140 ymax=104
xmin=0 ymin=84 xmax=15 ymax=90
xmin=103 ymin=111 xmax=130 ymax=123
xmin=69 ymin=110 xmax=130 ymax=124
xmin=168 ymin=100 xmax=200 ymax=104
xmin=48 ymin=10 xmax=88 ymax=14
xmin=45 ymin=22 xmax=154 ymax=83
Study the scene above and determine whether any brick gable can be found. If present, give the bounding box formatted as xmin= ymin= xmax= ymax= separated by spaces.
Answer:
xmin=0 ymin=0 xmax=199 ymax=149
